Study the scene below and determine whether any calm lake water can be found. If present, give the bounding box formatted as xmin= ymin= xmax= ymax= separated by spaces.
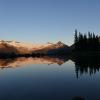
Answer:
xmin=0 ymin=56 xmax=100 ymax=100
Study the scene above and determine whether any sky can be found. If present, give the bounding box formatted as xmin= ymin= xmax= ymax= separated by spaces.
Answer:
xmin=0 ymin=0 xmax=100 ymax=45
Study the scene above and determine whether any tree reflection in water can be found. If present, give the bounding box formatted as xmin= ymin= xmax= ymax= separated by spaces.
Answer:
xmin=72 ymin=96 xmax=85 ymax=100
xmin=72 ymin=54 xmax=100 ymax=78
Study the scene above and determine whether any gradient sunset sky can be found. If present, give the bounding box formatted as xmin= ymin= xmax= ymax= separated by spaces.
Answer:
xmin=0 ymin=0 xmax=100 ymax=45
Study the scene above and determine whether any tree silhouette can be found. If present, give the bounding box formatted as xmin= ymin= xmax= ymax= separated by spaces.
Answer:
xmin=74 ymin=29 xmax=78 ymax=43
xmin=74 ymin=30 xmax=100 ymax=51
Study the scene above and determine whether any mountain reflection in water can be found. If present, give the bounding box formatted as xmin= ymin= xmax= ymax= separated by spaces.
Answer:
xmin=0 ymin=56 xmax=69 ymax=68
xmin=0 ymin=54 xmax=100 ymax=78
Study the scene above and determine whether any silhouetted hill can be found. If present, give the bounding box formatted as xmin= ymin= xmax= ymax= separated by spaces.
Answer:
xmin=69 ymin=43 xmax=75 ymax=51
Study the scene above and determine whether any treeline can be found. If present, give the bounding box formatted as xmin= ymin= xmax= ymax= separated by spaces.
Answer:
xmin=74 ymin=29 xmax=100 ymax=51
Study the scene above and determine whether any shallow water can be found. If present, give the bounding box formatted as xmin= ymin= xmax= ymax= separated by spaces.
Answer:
xmin=0 ymin=57 xmax=99 ymax=100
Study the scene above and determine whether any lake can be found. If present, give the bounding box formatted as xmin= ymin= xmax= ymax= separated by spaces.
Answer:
xmin=0 ymin=56 xmax=100 ymax=100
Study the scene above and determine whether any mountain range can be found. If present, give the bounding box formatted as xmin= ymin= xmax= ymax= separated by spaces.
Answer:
xmin=0 ymin=40 xmax=70 ymax=55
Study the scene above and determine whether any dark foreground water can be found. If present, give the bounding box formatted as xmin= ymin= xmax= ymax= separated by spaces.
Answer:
xmin=0 ymin=56 xmax=100 ymax=100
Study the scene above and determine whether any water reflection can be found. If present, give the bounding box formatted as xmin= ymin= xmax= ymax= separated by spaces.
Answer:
xmin=0 ymin=55 xmax=100 ymax=100
xmin=72 ymin=54 xmax=100 ymax=78
xmin=0 ymin=54 xmax=100 ymax=78
xmin=0 ymin=56 xmax=69 ymax=69
xmin=72 ymin=96 xmax=85 ymax=100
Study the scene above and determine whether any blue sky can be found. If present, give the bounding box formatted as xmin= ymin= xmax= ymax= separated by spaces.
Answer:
xmin=0 ymin=0 xmax=100 ymax=45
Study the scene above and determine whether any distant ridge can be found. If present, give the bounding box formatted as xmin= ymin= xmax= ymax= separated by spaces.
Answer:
xmin=0 ymin=40 xmax=70 ymax=55
xmin=33 ymin=41 xmax=70 ymax=54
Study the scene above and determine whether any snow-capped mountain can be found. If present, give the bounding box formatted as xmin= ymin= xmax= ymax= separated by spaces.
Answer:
xmin=0 ymin=40 xmax=70 ymax=55
xmin=33 ymin=41 xmax=70 ymax=54
xmin=0 ymin=40 xmax=33 ymax=54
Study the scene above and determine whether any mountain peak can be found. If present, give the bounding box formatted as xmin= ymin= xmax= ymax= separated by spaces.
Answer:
xmin=56 ymin=41 xmax=66 ymax=46
xmin=57 ymin=41 xmax=63 ymax=44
